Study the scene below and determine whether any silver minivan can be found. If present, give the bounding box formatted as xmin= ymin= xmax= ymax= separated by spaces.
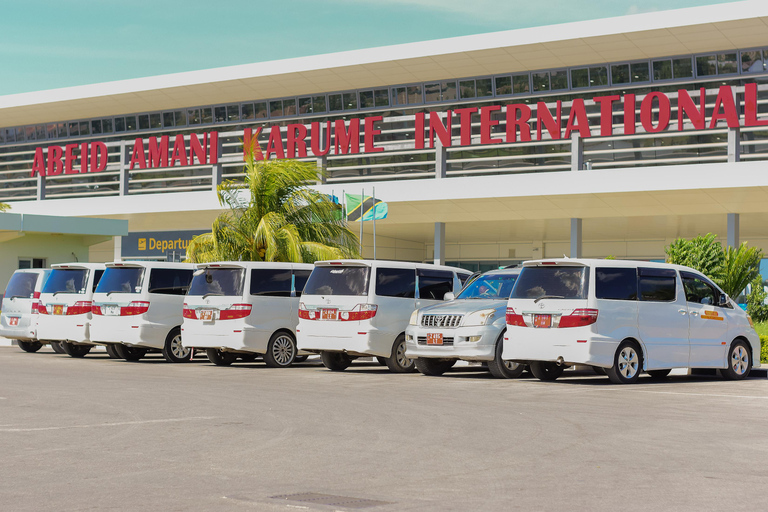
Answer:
xmin=1 ymin=269 xmax=51 ymax=353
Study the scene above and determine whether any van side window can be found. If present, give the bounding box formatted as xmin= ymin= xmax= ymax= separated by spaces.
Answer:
xmin=458 ymin=272 xmax=473 ymax=286
xmin=417 ymin=269 xmax=454 ymax=300
xmin=638 ymin=267 xmax=676 ymax=302
xmin=293 ymin=270 xmax=312 ymax=297
xmin=596 ymin=268 xmax=637 ymax=300
xmin=681 ymin=272 xmax=719 ymax=306
xmin=148 ymin=269 xmax=193 ymax=295
xmin=251 ymin=269 xmax=292 ymax=297
xmin=376 ymin=268 xmax=416 ymax=298
xmin=92 ymin=269 xmax=104 ymax=293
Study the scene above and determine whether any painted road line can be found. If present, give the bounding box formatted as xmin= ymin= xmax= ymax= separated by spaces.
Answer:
xmin=0 ymin=416 xmax=217 ymax=433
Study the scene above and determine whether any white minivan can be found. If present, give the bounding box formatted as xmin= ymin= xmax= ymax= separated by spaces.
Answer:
xmin=90 ymin=262 xmax=194 ymax=362
xmin=182 ymin=262 xmax=314 ymax=367
xmin=503 ymin=258 xmax=761 ymax=383
xmin=1 ymin=268 xmax=51 ymax=353
xmin=37 ymin=263 xmax=106 ymax=358
xmin=297 ymin=260 xmax=472 ymax=372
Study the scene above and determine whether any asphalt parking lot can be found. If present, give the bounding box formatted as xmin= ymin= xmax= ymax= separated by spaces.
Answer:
xmin=1 ymin=345 xmax=767 ymax=512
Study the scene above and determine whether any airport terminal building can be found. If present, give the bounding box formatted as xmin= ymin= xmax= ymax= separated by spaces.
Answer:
xmin=1 ymin=1 xmax=768 ymax=283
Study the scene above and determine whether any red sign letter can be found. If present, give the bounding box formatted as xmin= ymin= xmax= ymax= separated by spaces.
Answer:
xmin=80 ymin=143 xmax=88 ymax=173
xmin=189 ymin=133 xmax=209 ymax=165
xmin=265 ymin=126 xmax=285 ymax=160
xmin=709 ymin=85 xmax=740 ymax=129
xmin=90 ymin=142 xmax=108 ymax=172
xmin=536 ymin=101 xmax=562 ymax=141
xmin=170 ymin=134 xmax=188 ymax=167
xmin=148 ymin=136 xmax=170 ymax=168
xmin=564 ymin=98 xmax=591 ymax=139
xmin=428 ymin=111 xmax=452 ymax=148
xmin=47 ymin=146 xmax=64 ymax=175
xmin=364 ymin=116 xmax=384 ymax=153
xmin=414 ymin=113 xmax=425 ymax=150
xmin=505 ymin=104 xmax=532 ymax=142
xmin=31 ymin=147 xmax=46 ymax=177
xmin=64 ymin=144 xmax=78 ymax=174
xmin=624 ymin=94 xmax=636 ymax=135
xmin=129 ymin=139 xmax=146 ymax=170
xmin=311 ymin=122 xmax=331 ymax=157
xmin=480 ymin=106 xmax=502 ymax=145
xmin=453 ymin=107 xmax=477 ymax=146
xmin=287 ymin=124 xmax=308 ymax=158
xmin=677 ymin=88 xmax=706 ymax=131
xmin=744 ymin=83 xmax=768 ymax=127
xmin=592 ymin=95 xmax=620 ymax=136
xmin=335 ymin=119 xmax=360 ymax=155
xmin=640 ymin=92 xmax=670 ymax=133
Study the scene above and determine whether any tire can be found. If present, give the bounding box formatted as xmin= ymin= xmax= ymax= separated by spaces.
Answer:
xmin=61 ymin=342 xmax=92 ymax=358
xmin=161 ymin=327 xmax=192 ymax=363
xmin=529 ymin=361 xmax=565 ymax=381
xmin=264 ymin=331 xmax=297 ymax=368
xmin=50 ymin=341 xmax=67 ymax=354
xmin=414 ymin=358 xmax=457 ymax=376
xmin=105 ymin=344 xmax=121 ymax=359
xmin=487 ymin=335 xmax=525 ymax=379
xmin=722 ymin=339 xmax=752 ymax=380
xmin=293 ymin=355 xmax=308 ymax=363
xmin=385 ymin=335 xmax=416 ymax=373
xmin=320 ymin=351 xmax=351 ymax=371
xmin=647 ymin=369 xmax=671 ymax=379
xmin=206 ymin=348 xmax=237 ymax=366
xmin=114 ymin=344 xmax=148 ymax=362
xmin=376 ymin=356 xmax=388 ymax=366
xmin=17 ymin=340 xmax=43 ymax=353
xmin=605 ymin=340 xmax=643 ymax=384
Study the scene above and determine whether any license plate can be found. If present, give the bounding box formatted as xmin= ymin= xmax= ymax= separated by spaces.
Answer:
xmin=8 ymin=317 xmax=19 ymax=326
xmin=199 ymin=309 xmax=214 ymax=321
xmin=321 ymin=308 xmax=338 ymax=321
xmin=533 ymin=314 xmax=552 ymax=328
xmin=104 ymin=305 xmax=121 ymax=316
xmin=53 ymin=305 xmax=64 ymax=316
xmin=426 ymin=333 xmax=443 ymax=345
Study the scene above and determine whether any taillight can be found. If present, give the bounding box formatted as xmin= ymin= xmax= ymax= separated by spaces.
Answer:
xmin=122 ymin=301 xmax=150 ymax=316
xmin=33 ymin=291 xmax=41 ymax=299
xmin=182 ymin=303 xmax=197 ymax=319
xmin=339 ymin=304 xmax=377 ymax=321
xmin=35 ymin=302 xmax=46 ymax=315
xmin=506 ymin=307 xmax=525 ymax=326
xmin=298 ymin=302 xmax=310 ymax=320
xmin=558 ymin=309 xmax=598 ymax=328
xmin=92 ymin=305 xmax=102 ymax=315
xmin=219 ymin=304 xmax=251 ymax=320
xmin=66 ymin=301 xmax=92 ymax=315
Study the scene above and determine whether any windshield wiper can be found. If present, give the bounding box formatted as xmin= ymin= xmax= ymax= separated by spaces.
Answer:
xmin=10 ymin=295 xmax=28 ymax=299
xmin=202 ymin=293 xmax=224 ymax=299
xmin=534 ymin=295 xmax=564 ymax=303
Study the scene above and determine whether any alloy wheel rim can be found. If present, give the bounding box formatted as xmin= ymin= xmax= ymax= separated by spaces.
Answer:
xmin=618 ymin=347 xmax=639 ymax=379
xmin=273 ymin=336 xmax=295 ymax=366
xmin=397 ymin=341 xmax=412 ymax=368
xmin=731 ymin=346 xmax=748 ymax=375
xmin=171 ymin=335 xmax=190 ymax=359
xmin=504 ymin=360 xmax=520 ymax=371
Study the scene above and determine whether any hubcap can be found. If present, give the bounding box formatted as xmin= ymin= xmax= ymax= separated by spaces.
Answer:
xmin=618 ymin=347 xmax=639 ymax=379
xmin=731 ymin=346 xmax=749 ymax=375
xmin=503 ymin=360 xmax=520 ymax=371
xmin=272 ymin=335 xmax=295 ymax=366
xmin=170 ymin=335 xmax=190 ymax=359
xmin=396 ymin=340 xmax=412 ymax=368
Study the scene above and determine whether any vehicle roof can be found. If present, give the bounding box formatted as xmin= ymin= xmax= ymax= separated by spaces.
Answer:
xmin=522 ymin=258 xmax=705 ymax=276
xmin=195 ymin=261 xmax=314 ymax=270
xmin=12 ymin=268 xmax=50 ymax=275
xmin=51 ymin=262 xmax=106 ymax=270
xmin=477 ymin=267 xmax=521 ymax=276
xmin=105 ymin=261 xmax=195 ymax=269
xmin=315 ymin=259 xmax=471 ymax=273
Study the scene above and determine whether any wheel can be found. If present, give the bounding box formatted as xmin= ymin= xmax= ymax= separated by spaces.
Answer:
xmin=647 ymin=369 xmax=671 ymax=379
xmin=414 ymin=358 xmax=457 ymax=376
xmin=487 ymin=335 xmax=525 ymax=379
xmin=206 ymin=348 xmax=237 ymax=366
xmin=114 ymin=344 xmax=148 ymax=362
xmin=722 ymin=339 xmax=752 ymax=380
xmin=161 ymin=327 xmax=192 ymax=363
xmin=17 ymin=340 xmax=43 ymax=353
xmin=61 ymin=342 xmax=92 ymax=358
xmin=50 ymin=341 xmax=67 ymax=354
xmin=385 ymin=335 xmax=416 ymax=373
xmin=529 ymin=361 xmax=565 ymax=381
xmin=239 ymin=353 xmax=259 ymax=362
xmin=293 ymin=355 xmax=308 ymax=363
xmin=105 ymin=344 xmax=121 ymax=359
xmin=320 ymin=351 xmax=351 ymax=371
xmin=264 ymin=331 xmax=297 ymax=368
xmin=376 ymin=356 xmax=388 ymax=366
xmin=605 ymin=340 xmax=643 ymax=384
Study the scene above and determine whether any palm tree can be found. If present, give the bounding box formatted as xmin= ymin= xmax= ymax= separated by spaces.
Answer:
xmin=0 ymin=202 xmax=9 ymax=212
xmin=715 ymin=243 xmax=762 ymax=298
xmin=186 ymin=136 xmax=359 ymax=263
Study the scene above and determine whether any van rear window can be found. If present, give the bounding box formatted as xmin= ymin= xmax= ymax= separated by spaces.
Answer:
xmin=188 ymin=268 xmax=244 ymax=297
xmin=5 ymin=272 xmax=39 ymax=299
xmin=303 ymin=266 xmax=369 ymax=296
xmin=510 ymin=266 xmax=588 ymax=300
xmin=95 ymin=268 xmax=145 ymax=294
xmin=43 ymin=269 xmax=88 ymax=295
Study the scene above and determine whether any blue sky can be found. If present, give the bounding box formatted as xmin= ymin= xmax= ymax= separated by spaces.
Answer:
xmin=0 ymin=0 xmax=740 ymax=96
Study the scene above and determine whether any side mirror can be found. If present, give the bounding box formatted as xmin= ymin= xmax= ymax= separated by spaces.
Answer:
xmin=444 ymin=292 xmax=455 ymax=301
xmin=718 ymin=293 xmax=728 ymax=307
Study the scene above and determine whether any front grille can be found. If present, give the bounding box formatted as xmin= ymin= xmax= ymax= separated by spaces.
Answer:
xmin=417 ymin=336 xmax=454 ymax=345
xmin=421 ymin=314 xmax=462 ymax=328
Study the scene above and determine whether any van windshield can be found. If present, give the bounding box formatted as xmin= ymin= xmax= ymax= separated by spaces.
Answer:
xmin=42 ymin=269 xmax=88 ymax=294
xmin=510 ymin=266 xmax=588 ymax=300
xmin=188 ymin=268 xmax=245 ymax=297
xmin=95 ymin=268 xmax=145 ymax=294
xmin=458 ymin=273 xmax=518 ymax=300
xmin=5 ymin=272 xmax=39 ymax=299
xmin=303 ymin=266 xmax=370 ymax=296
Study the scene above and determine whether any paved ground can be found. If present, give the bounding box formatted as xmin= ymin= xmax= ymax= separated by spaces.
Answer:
xmin=1 ymin=345 xmax=767 ymax=512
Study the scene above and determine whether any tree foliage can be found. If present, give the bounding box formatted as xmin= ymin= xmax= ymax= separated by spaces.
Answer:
xmin=746 ymin=275 xmax=768 ymax=322
xmin=718 ymin=244 xmax=762 ymax=298
xmin=0 ymin=202 xmax=9 ymax=212
xmin=186 ymin=138 xmax=359 ymax=263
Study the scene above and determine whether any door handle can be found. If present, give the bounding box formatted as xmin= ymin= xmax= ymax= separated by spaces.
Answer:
xmin=678 ymin=309 xmax=687 ymax=315
xmin=690 ymin=311 xmax=699 ymax=316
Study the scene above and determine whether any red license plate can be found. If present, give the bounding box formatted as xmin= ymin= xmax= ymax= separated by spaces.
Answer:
xmin=533 ymin=314 xmax=552 ymax=328
xmin=53 ymin=305 xmax=64 ymax=316
xmin=426 ymin=333 xmax=443 ymax=345
xmin=199 ymin=310 xmax=214 ymax=321
xmin=9 ymin=317 xmax=19 ymax=326
xmin=321 ymin=309 xmax=338 ymax=321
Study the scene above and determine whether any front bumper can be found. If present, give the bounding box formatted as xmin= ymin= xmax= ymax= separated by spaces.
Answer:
xmin=405 ymin=323 xmax=502 ymax=361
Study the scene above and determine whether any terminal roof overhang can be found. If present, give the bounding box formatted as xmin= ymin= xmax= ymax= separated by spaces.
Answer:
xmin=1 ymin=1 xmax=767 ymax=128
xmin=0 ymin=212 xmax=128 ymax=244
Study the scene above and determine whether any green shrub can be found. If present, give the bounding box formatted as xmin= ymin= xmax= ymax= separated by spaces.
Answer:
xmin=762 ymin=335 xmax=768 ymax=364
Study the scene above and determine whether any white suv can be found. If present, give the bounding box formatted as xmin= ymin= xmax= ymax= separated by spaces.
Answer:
xmin=1 ymin=269 xmax=51 ymax=353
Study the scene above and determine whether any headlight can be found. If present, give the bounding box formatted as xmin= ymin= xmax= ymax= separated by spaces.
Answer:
xmin=462 ymin=309 xmax=496 ymax=326
xmin=409 ymin=310 xmax=419 ymax=326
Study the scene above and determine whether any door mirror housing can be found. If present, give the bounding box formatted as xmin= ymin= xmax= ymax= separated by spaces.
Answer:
xmin=718 ymin=293 xmax=728 ymax=307
xmin=443 ymin=292 xmax=455 ymax=301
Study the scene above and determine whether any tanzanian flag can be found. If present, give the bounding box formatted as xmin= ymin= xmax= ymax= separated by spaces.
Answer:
xmin=346 ymin=193 xmax=388 ymax=221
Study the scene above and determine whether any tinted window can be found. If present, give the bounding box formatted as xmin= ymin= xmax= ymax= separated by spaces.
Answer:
xmin=42 ymin=269 xmax=88 ymax=295
xmin=638 ymin=267 xmax=676 ymax=302
xmin=458 ymin=272 xmax=473 ymax=286
xmin=511 ymin=266 xmax=588 ymax=299
xmin=681 ymin=273 xmax=719 ymax=306
xmin=303 ymin=266 xmax=369 ymax=296
xmin=5 ymin=272 xmax=39 ymax=299
xmin=250 ymin=268 xmax=292 ymax=297
xmin=188 ymin=268 xmax=244 ymax=297
xmin=376 ymin=268 xmax=416 ymax=298
xmin=92 ymin=270 xmax=104 ymax=293
xmin=148 ymin=269 xmax=193 ymax=295
xmin=457 ymin=273 xmax=518 ymax=299
xmin=596 ymin=268 xmax=637 ymax=301
xmin=418 ymin=269 xmax=454 ymax=300
xmin=293 ymin=269 xmax=312 ymax=297
xmin=96 ymin=268 xmax=145 ymax=294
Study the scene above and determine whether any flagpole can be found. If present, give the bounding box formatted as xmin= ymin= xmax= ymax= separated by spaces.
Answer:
xmin=372 ymin=186 xmax=376 ymax=260
xmin=360 ymin=188 xmax=364 ymax=258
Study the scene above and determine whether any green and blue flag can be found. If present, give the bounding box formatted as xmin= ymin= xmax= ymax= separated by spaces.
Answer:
xmin=345 ymin=193 xmax=388 ymax=221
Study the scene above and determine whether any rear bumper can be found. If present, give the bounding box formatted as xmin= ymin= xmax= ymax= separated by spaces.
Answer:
xmin=297 ymin=321 xmax=393 ymax=358
xmin=0 ymin=324 xmax=37 ymax=341
xmin=37 ymin=316 xmax=91 ymax=344
xmin=90 ymin=317 xmax=169 ymax=350
xmin=404 ymin=324 xmax=500 ymax=361
xmin=501 ymin=326 xmax=617 ymax=368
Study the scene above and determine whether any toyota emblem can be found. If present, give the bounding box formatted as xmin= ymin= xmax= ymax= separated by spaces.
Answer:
xmin=538 ymin=302 xmax=546 ymax=309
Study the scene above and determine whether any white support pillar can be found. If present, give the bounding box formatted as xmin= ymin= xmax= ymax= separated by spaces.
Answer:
xmin=435 ymin=139 xmax=447 ymax=179
xmin=119 ymin=140 xmax=130 ymax=196
xmin=571 ymin=133 xmax=584 ymax=172
xmin=727 ymin=213 xmax=740 ymax=248
xmin=434 ymin=222 xmax=446 ymax=265
xmin=211 ymin=137 xmax=224 ymax=191
xmin=570 ymin=218 xmax=582 ymax=259
xmin=727 ymin=127 xmax=741 ymax=163
xmin=316 ymin=155 xmax=328 ymax=185
xmin=113 ymin=235 xmax=122 ymax=262
xmin=36 ymin=174 xmax=46 ymax=201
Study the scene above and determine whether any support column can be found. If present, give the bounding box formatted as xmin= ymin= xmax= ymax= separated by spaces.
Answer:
xmin=571 ymin=133 xmax=584 ymax=172
xmin=570 ymin=218 xmax=582 ymax=259
xmin=119 ymin=140 xmax=130 ymax=196
xmin=435 ymin=140 xmax=447 ymax=179
xmin=316 ymin=155 xmax=328 ymax=185
xmin=211 ymin=137 xmax=224 ymax=191
xmin=434 ymin=222 xmax=446 ymax=265
xmin=113 ymin=235 xmax=122 ymax=262
xmin=727 ymin=127 xmax=741 ymax=163
xmin=36 ymin=174 xmax=46 ymax=201
xmin=727 ymin=213 xmax=740 ymax=248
